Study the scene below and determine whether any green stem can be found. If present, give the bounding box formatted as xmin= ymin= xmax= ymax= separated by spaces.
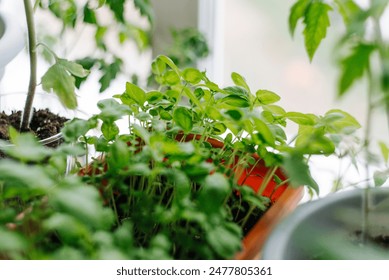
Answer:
xmin=21 ymin=0 xmax=38 ymax=131
xmin=361 ymin=65 xmax=374 ymax=244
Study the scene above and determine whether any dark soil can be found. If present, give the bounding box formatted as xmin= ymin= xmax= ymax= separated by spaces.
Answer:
xmin=0 ymin=108 xmax=68 ymax=146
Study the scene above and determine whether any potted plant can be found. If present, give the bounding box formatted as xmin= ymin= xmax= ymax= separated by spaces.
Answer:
xmin=61 ymin=55 xmax=359 ymax=259
xmin=0 ymin=0 xmax=88 ymax=146
xmin=263 ymin=0 xmax=389 ymax=259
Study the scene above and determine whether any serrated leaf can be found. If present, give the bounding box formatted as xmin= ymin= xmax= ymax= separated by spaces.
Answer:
xmin=334 ymin=0 xmax=362 ymax=25
xmin=231 ymin=72 xmax=250 ymax=92
xmin=41 ymin=63 xmax=78 ymax=109
xmin=289 ymin=0 xmax=311 ymax=36
xmin=58 ymin=58 xmax=90 ymax=78
xmin=106 ymin=0 xmax=125 ymax=22
xmin=83 ymin=4 xmax=97 ymax=24
xmin=338 ymin=44 xmax=375 ymax=96
xmin=303 ymin=2 xmax=332 ymax=61
xmin=98 ymin=58 xmax=122 ymax=92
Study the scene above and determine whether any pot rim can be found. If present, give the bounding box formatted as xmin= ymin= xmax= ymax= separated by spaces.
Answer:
xmin=262 ymin=187 xmax=389 ymax=259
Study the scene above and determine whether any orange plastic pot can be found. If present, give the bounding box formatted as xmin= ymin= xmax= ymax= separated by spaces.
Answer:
xmin=176 ymin=134 xmax=304 ymax=259
xmin=80 ymin=133 xmax=304 ymax=259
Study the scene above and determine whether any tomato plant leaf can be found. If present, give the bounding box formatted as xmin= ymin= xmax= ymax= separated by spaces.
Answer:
xmin=289 ymin=0 xmax=311 ymax=36
xmin=41 ymin=63 xmax=78 ymax=109
xmin=338 ymin=43 xmax=375 ymax=96
xmin=303 ymin=1 xmax=332 ymax=61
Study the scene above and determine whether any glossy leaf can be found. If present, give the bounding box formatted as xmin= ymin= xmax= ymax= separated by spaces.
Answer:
xmin=231 ymin=72 xmax=250 ymax=92
xmin=256 ymin=90 xmax=281 ymax=105
xmin=182 ymin=68 xmax=203 ymax=84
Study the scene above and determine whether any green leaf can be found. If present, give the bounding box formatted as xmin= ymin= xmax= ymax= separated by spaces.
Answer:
xmin=0 ymin=229 xmax=27 ymax=252
xmin=98 ymin=58 xmax=123 ymax=92
xmin=295 ymin=126 xmax=335 ymax=155
xmin=303 ymin=2 xmax=332 ymax=61
xmin=379 ymin=141 xmax=389 ymax=163
xmin=134 ymin=0 xmax=154 ymax=24
xmin=106 ymin=0 xmax=125 ymax=22
xmin=125 ymin=82 xmax=146 ymax=106
xmin=231 ymin=72 xmax=250 ymax=92
xmin=199 ymin=173 xmax=230 ymax=212
xmin=374 ymin=169 xmax=389 ymax=187
xmin=370 ymin=0 xmax=389 ymax=17
xmin=283 ymin=153 xmax=319 ymax=193
xmin=101 ymin=121 xmax=119 ymax=141
xmin=3 ymin=127 xmax=51 ymax=162
xmin=182 ymin=68 xmax=203 ymax=84
xmin=334 ymin=0 xmax=362 ymax=25
xmin=108 ymin=140 xmax=130 ymax=169
xmin=323 ymin=109 xmax=361 ymax=134
xmin=52 ymin=185 xmax=114 ymax=229
xmin=0 ymin=160 xmax=54 ymax=191
xmin=151 ymin=58 xmax=166 ymax=75
xmin=285 ymin=112 xmax=316 ymax=125
xmin=58 ymin=58 xmax=90 ymax=78
xmin=163 ymin=70 xmax=180 ymax=85
xmin=173 ymin=107 xmax=193 ymax=133
xmin=289 ymin=0 xmax=311 ymax=36
xmin=62 ymin=118 xmax=96 ymax=142
xmin=220 ymin=95 xmax=250 ymax=108
xmin=97 ymin=98 xmax=131 ymax=122
xmin=338 ymin=44 xmax=375 ymax=96
xmin=253 ymin=118 xmax=275 ymax=146
xmin=206 ymin=223 xmax=242 ymax=258
xmin=83 ymin=4 xmax=97 ymax=24
xmin=156 ymin=55 xmax=180 ymax=75
xmin=41 ymin=63 xmax=78 ymax=109
xmin=256 ymin=90 xmax=281 ymax=105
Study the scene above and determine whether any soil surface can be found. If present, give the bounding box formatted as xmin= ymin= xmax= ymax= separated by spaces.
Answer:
xmin=0 ymin=108 xmax=68 ymax=144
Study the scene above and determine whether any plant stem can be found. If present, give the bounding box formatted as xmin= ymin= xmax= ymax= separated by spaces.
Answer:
xmin=21 ymin=0 xmax=38 ymax=131
xmin=361 ymin=66 xmax=375 ymax=244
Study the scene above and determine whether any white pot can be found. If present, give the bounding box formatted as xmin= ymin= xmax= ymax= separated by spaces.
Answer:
xmin=0 ymin=12 xmax=24 ymax=81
